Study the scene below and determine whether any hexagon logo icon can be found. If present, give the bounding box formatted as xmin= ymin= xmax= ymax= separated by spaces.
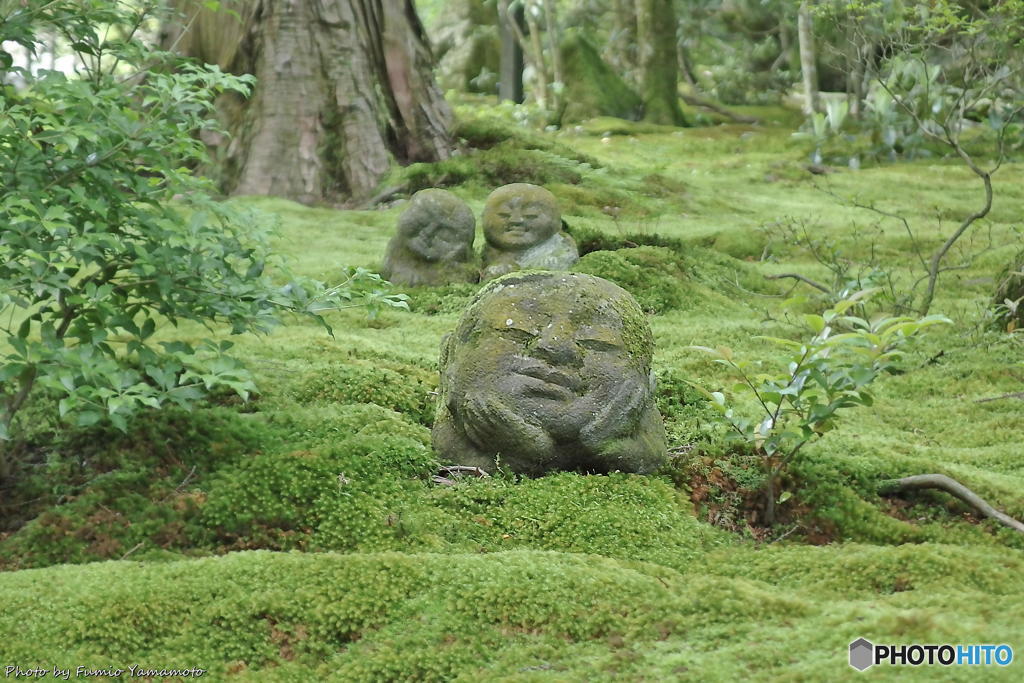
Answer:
xmin=849 ymin=638 xmax=874 ymax=671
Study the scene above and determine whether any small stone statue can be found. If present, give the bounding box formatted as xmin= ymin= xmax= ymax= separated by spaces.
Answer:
xmin=381 ymin=189 xmax=478 ymax=287
xmin=481 ymin=183 xmax=578 ymax=280
xmin=433 ymin=271 xmax=667 ymax=475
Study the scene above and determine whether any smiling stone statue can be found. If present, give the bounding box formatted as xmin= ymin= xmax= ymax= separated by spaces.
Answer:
xmin=481 ymin=183 xmax=579 ymax=280
xmin=381 ymin=188 xmax=478 ymax=287
xmin=432 ymin=271 xmax=667 ymax=475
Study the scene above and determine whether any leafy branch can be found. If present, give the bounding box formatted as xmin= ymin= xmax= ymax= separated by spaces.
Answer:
xmin=688 ymin=290 xmax=950 ymax=525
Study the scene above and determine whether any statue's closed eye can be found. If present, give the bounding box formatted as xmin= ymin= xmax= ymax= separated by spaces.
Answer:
xmin=498 ymin=327 xmax=536 ymax=344
xmin=577 ymin=338 xmax=621 ymax=352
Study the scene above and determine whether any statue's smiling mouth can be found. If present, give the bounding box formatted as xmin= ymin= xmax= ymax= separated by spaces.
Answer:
xmin=515 ymin=363 xmax=580 ymax=393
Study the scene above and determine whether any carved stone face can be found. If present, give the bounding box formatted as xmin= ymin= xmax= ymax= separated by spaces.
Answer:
xmin=435 ymin=272 xmax=665 ymax=475
xmin=398 ymin=189 xmax=475 ymax=263
xmin=482 ymin=183 xmax=561 ymax=252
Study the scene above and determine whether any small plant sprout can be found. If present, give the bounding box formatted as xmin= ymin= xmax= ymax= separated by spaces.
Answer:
xmin=688 ymin=289 xmax=951 ymax=526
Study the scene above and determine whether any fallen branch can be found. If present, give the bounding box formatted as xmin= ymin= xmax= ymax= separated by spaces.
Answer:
xmin=120 ymin=542 xmax=145 ymax=560
xmin=764 ymin=272 xmax=831 ymax=294
xmin=974 ymin=391 xmax=1024 ymax=403
xmin=432 ymin=465 xmax=491 ymax=486
xmin=358 ymin=183 xmax=407 ymax=209
xmin=878 ymin=474 xmax=1024 ymax=535
xmin=680 ymin=93 xmax=761 ymax=124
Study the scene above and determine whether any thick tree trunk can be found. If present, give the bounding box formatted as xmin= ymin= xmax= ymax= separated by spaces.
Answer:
xmin=164 ymin=0 xmax=452 ymax=204
xmin=635 ymin=0 xmax=687 ymax=126
xmin=797 ymin=1 xmax=821 ymax=115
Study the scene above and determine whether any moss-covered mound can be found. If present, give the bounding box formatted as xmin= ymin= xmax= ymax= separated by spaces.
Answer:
xmin=571 ymin=241 xmax=775 ymax=315
xmin=3 ymin=544 xmax=1021 ymax=679
xmin=292 ymin=359 xmax=437 ymax=426
xmin=574 ymin=246 xmax=688 ymax=313
xmin=402 ymin=144 xmax=588 ymax=192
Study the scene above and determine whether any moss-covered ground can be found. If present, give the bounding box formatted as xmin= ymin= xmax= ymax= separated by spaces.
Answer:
xmin=1 ymin=101 xmax=1022 ymax=680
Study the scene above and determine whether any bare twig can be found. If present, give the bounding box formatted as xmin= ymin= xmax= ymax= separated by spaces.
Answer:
xmin=764 ymin=272 xmax=831 ymax=294
xmin=120 ymin=542 xmax=145 ymax=560
xmin=974 ymin=392 xmax=1024 ymax=404
xmin=679 ymin=93 xmax=761 ymax=124
xmin=432 ymin=465 xmax=491 ymax=486
xmin=768 ymin=523 xmax=802 ymax=544
xmin=359 ymin=184 xmax=407 ymax=209
xmin=878 ymin=474 xmax=1024 ymax=535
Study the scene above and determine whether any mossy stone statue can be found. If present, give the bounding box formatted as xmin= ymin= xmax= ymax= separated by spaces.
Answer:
xmin=481 ymin=183 xmax=579 ymax=280
xmin=433 ymin=271 xmax=667 ymax=475
xmin=381 ymin=189 xmax=478 ymax=287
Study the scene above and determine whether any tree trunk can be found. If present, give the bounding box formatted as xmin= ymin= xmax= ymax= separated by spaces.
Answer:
xmin=797 ymin=1 xmax=820 ymax=114
xmin=497 ymin=0 xmax=524 ymax=103
xmin=635 ymin=0 xmax=687 ymax=126
xmin=163 ymin=0 xmax=452 ymax=204
xmin=523 ymin=3 xmax=549 ymax=109
xmin=611 ymin=0 xmax=637 ymax=83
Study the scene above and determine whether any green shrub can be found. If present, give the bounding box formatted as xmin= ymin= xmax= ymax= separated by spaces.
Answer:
xmin=0 ymin=2 xmax=406 ymax=482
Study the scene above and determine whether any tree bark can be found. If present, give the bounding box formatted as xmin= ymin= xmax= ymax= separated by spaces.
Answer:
xmin=611 ymin=0 xmax=637 ymax=82
xmin=797 ymin=1 xmax=820 ymax=114
xmin=163 ymin=0 xmax=452 ymax=204
xmin=497 ymin=0 xmax=524 ymax=102
xmin=635 ymin=0 xmax=687 ymax=126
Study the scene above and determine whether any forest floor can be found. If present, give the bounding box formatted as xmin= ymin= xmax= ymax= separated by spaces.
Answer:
xmin=1 ymin=102 xmax=1022 ymax=680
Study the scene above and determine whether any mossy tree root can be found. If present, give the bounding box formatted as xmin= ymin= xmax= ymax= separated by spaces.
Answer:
xmin=878 ymin=474 xmax=1024 ymax=535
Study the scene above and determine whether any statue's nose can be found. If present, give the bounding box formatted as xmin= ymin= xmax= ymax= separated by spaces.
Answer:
xmin=532 ymin=327 xmax=581 ymax=366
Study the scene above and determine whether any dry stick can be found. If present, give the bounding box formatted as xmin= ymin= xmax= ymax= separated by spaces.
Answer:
xmin=878 ymin=474 xmax=1024 ymax=535
xmin=120 ymin=542 xmax=145 ymax=560
xmin=680 ymin=93 xmax=761 ymax=124
xmin=975 ymin=392 xmax=1024 ymax=404
xmin=764 ymin=272 xmax=831 ymax=294
xmin=360 ymin=183 xmax=407 ymax=209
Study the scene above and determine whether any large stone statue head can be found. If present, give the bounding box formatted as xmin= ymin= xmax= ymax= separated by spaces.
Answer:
xmin=433 ymin=271 xmax=666 ymax=475
xmin=381 ymin=189 xmax=477 ymax=287
xmin=480 ymin=184 xmax=579 ymax=279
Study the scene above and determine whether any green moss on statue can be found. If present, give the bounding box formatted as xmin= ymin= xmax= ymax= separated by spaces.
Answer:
xmin=433 ymin=272 xmax=666 ymax=475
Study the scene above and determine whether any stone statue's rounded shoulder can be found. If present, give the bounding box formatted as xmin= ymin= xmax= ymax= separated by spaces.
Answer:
xmin=518 ymin=232 xmax=579 ymax=270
